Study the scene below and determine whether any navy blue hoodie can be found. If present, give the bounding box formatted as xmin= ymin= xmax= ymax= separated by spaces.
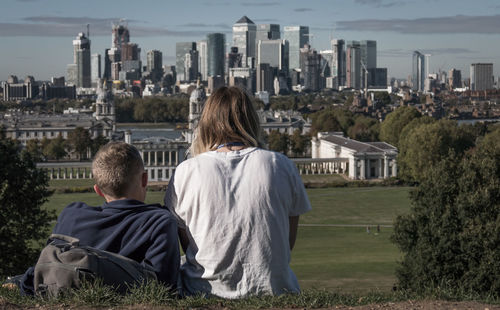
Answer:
xmin=20 ymin=199 xmax=179 ymax=294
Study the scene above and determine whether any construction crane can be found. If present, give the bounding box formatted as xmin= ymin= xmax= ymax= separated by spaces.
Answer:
xmin=360 ymin=60 xmax=369 ymax=98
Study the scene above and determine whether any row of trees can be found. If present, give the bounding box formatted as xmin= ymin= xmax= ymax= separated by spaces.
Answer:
xmin=309 ymin=108 xmax=380 ymax=142
xmin=381 ymin=106 xmax=500 ymax=297
xmin=115 ymin=96 xmax=189 ymax=123
xmin=24 ymin=127 xmax=108 ymax=161
xmin=265 ymin=129 xmax=310 ymax=157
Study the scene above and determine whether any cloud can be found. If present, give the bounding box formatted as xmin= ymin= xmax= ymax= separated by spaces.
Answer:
xmin=241 ymin=1 xmax=280 ymax=6
xmin=336 ymin=15 xmax=500 ymax=34
xmin=252 ymin=18 xmax=280 ymax=23
xmin=179 ymin=23 xmax=230 ymax=29
xmin=353 ymin=0 xmax=405 ymax=8
xmin=0 ymin=22 xmax=207 ymax=38
xmin=294 ymin=8 xmax=313 ymax=12
xmin=379 ymin=48 xmax=476 ymax=58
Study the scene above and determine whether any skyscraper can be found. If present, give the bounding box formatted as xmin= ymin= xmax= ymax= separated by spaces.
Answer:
xmin=185 ymin=49 xmax=199 ymax=82
xmin=470 ymin=63 xmax=493 ymax=91
xmin=300 ymin=44 xmax=321 ymax=92
xmin=448 ymin=68 xmax=462 ymax=90
xmin=207 ymin=33 xmax=225 ymax=77
xmin=147 ymin=50 xmax=163 ymax=82
xmin=331 ymin=39 xmax=345 ymax=88
xmin=346 ymin=41 xmax=361 ymax=89
xmin=196 ymin=40 xmax=208 ymax=81
xmin=256 ymin=24 xmax=280 ymax=42
xmin=360 ymin=40 xmax=376 ymax=88
xmin=176 ymin=42 xmax=196 ymax=82
xmin=69 ymin=32 xmax=91 ymax=88
xmin=283 ymin=26 xmax=309 ymax=73
xmin=257 ymin=39 xmax=289 ymax=73
xmin=412 ymin=51 xmax=426 ymax=92
xmin=233 ymin=16 xmax=256 ymax=67
xmin=91 ymin=54 xmax=101 ymax=87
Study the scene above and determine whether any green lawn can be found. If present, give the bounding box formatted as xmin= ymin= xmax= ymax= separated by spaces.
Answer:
xmin=42 ymin=187 xmax=412 ymax=293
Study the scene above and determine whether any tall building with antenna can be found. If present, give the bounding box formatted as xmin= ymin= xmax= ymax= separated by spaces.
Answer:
xmin=67 ymin=32 xmax=91 ymax=88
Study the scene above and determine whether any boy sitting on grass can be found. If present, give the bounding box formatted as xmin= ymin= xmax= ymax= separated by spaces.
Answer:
xmin=4 ymin=142 xmax=179 ymax=295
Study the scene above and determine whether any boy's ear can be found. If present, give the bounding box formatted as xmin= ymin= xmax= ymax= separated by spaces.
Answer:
xmin=141 ymin=171 xmax=148 ymax=188
xmin=94 ymin=184 xmax=106 ymax=198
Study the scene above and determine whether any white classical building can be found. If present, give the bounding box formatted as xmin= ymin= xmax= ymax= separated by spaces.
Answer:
xmin=311 ymin=132 xmax=398 ymax=179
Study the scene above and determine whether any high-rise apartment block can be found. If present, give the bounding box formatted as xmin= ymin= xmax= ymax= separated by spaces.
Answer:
xmin=412 ymin=51 xmax=426 ymax=92
xmin=176 ymin=42 xmax=196 ymax=82
xmin=207 ymin=33 xmax=225 ymax=78
xmin=147 ymin=50 xmax=163 ymax=82
xmin=257 ymin=39 xmax=289 ymax=73
xmin=284 ymin=26 xmax=309 ymax=72
xmin=331 ymin=39 xmax=346 ymax=88
xmin=300 ymin=45 xmax=321 ymax=92
xmin=91 ymin=53 xmax=101 ymax=87
xmin=233 ymin=16 xmax=256 ymax=68
xmin=67 ymin=32 xmax=91 ymax=88
xmin=346 ymin=41 xmax=361 ymax=89
xmin=196 ymin=40 xmax=208 ymax=81
xmin=470 ymin=63 xmax=493 ymax=91
xmin=448 ymin=68 xmax=461 ymax=89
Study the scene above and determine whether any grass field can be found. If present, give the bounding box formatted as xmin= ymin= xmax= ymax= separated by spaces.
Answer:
xmin=42 ymin=186 xmax=412 ymax=293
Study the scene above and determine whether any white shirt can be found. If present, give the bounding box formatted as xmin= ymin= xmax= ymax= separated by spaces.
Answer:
xmin=165 ymin=147 xmax=311 ymax=298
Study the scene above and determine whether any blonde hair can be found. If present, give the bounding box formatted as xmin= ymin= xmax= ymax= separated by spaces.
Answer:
xmin=191 ymin=86 xmax=262 ymax=156
xmin=92 ymin=142 xmax=144 ymax=198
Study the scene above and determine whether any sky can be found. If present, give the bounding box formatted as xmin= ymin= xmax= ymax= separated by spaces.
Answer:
xmin=1 ymin=0 xmax=499 ymax=81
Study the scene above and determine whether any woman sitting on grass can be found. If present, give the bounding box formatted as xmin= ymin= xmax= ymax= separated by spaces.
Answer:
xmin=164 ymin=86 xmax=311 ymax=298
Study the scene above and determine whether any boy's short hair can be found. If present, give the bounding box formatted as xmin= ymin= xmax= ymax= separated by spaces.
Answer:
xmin=92 ymin=142 xmax=144 ymax=198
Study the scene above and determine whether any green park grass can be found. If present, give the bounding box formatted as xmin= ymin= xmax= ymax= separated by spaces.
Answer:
xmin=42 ymin=185 xmax=412 ymax=293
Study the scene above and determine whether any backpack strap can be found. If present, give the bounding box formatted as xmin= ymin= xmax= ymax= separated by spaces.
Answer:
xmin=49 ymin=234 xmax=80 ymax=246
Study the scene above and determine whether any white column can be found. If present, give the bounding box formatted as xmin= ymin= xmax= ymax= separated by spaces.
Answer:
xmin=162 ymin=152 xmax=166 ymax=166
xmin=169 ymin=151 xmax=172 ymax=166
xmin=148 ymin=151 xmax=151 ymax=166
xmin=154 ymin=151 xmax=158 ymax=166
xmin=392 ymin=159 xmax=397 ymax=177
xmin=349 ymin=157 xmax=356 ymax=179
xmin=175 ymin=151 xmax=179 ymax=165
xmin=360 ymin=159 xmax=366 ymax=180
xmin=384 ymin=157 xmax=389 ymax=179
xmin=366 ymin=159 xmax=371 ymax=179
xmin=378 ymin=158 xmax=382 ymax=178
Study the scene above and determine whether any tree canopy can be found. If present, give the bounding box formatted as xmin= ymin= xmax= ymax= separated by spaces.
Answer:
xmin=379 ymin=106 xmax=421 ymax=147
xmin=0 ymin=138 xmax=55 ymax=277
xmin=392 ymin=126 xmax=500 ymax=296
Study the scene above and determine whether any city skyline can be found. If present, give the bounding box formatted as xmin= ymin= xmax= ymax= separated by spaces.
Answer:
xmin=1 ymin=0 xmax=499 ymax=81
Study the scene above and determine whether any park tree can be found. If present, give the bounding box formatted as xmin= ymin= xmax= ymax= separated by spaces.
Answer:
xmin=0 ymin=137 xmax=55 ymax=277
xmin=347 ymin=115 xmax=380 ymax=142
xmin=310 ymin=110 xmax=343 ymax=136
xmin=42 ymin=135 xmax=67 ymax=160
xmin=24 ymin=139 xmax=42 ymax=161
xmin=268 ymin=130 xmax=289 ymax=154
xmin=68 ymin=127 xmax=92 ymax=160
xmin=290 ymin=129 xmax=310 ymax=157
xmin=397 ymin=119 xmax=475 ymax=182
xmin=379 ymin=106 xmax=421 ymax=147
xmin=392 ymin=127 xmax=500 ymax=296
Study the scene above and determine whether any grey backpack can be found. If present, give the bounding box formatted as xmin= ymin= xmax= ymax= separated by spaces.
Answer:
xmin=34 ymin=234 xmax=157 ymax=296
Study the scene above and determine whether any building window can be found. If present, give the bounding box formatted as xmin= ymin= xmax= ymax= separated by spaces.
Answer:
xmin=158 ymin=169 xmax=163 ymax=180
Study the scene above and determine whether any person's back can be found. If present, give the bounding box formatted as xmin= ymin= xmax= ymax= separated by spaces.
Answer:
xmin=8 ymin=142 xmax=179 ymax=295
xmin=164 ymin=86 xmax=311 ymax=298
xmin=167 ymin=147 xmax=309 ymax=297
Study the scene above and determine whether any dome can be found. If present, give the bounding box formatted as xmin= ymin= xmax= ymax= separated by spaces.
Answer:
xmin=189 ymin=86 xmax=206 ymax=103
xmin=96 ymin=79 xmax=113 ymax=103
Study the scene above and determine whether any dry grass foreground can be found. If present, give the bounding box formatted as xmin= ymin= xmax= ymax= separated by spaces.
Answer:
xmin=0 ymin=298 xmax=498 ymax=310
